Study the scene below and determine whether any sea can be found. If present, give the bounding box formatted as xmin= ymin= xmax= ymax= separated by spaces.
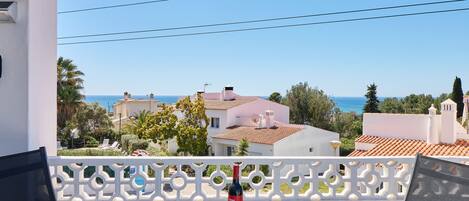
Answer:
xmin=85 ymin=95 xmax=367 ymax=114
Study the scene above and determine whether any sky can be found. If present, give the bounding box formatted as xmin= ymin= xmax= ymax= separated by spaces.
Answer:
xmin=58 ymin=0 xmax=469 ymax=97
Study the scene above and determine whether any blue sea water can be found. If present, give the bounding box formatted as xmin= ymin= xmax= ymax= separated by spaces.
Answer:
xmin=85 ymin=95 xmax=367 ymax=114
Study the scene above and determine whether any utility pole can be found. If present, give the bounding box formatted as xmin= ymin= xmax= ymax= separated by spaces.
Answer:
xmin=119 ymin=113 xmax=122 ymax=135
xmin=149 ymin=93 xmax=154 ymax=112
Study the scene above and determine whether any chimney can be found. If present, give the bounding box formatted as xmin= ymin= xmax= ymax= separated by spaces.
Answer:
xmin=427 ymin=104 xmax=439 ymax=144
xmin=265 ymin=110 xmax=275 ymax=128
xmin=257 ymin=114 xmax=266 ymax=129
xmin=124 ymin=91 xmax=129 ymax=101
xmin=223 ymin=86 xmax=236 ymax=101
xmin=440 ymin=99 xmax=457 ymax=144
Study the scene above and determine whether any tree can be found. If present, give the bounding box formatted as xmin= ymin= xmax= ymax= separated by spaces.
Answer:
xmin=175 ymin=94 xmax=209 ymax=156
xmin=466 ymin=91 xmax=469 ymax=96
xmin=142 ymin=104 xmax=178 ymax=144
xmin=268 ymin=92 xmax=282 ymax=103
xmin=401 ymin=94 xmax=434 ymax=114
xmin=236 ymin=138 xmax=250 ymax=156
xmin=57 ymin=57 xmax=85 ymax=130
xmin=124 ymin=110 xmax=152 ymax=139
xmin=331 ymin=111 xmax=362 ymax=138
xmin=379 ymin=98 xmax=404 ymax=113
xmin=451 ymin=77 xmax=464 ymax=118
xmin=282 ymin=82 xmax=336 ymax=130
xmin=68 ymin=103 xmax=113 ymax=148
xmin=363 ymin=83 xmax=380 ymax=113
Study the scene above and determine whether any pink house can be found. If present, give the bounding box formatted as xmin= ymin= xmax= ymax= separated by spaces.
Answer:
xmin=192 ymin=86 xmax=339 ymax=157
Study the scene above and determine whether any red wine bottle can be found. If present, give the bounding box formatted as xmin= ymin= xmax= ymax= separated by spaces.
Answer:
xmin=228 ymin=163 xmax=243 ymax=201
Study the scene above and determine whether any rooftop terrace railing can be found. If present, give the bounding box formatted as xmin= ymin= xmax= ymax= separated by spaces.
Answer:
xmin=48 ymin=156 xmax=469 ymax=201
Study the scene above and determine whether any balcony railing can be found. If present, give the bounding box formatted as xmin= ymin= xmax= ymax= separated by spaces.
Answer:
xmin=48 ymin=156 xmax=469 ymax=201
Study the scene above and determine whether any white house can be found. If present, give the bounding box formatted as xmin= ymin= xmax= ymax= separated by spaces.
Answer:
xmin=212 ymin=124 xmax=339 ymax=157
xmin=111 ymin=92 xmax=159 ymax=128
xmin=349 ymin=99 xmax=469 ymax=157
xmin=173 ymin=86 xmax=340 ymax=157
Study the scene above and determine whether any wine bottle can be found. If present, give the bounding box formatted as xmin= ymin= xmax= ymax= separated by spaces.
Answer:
xmin=228 ymin=163 xmax=243 ymax=201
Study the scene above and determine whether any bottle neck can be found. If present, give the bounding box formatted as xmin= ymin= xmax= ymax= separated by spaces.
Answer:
xmin=233 ymin=164 xmax=240 ymax=182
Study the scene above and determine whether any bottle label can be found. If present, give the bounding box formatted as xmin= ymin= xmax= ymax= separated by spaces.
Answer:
xmin=228 ymin=195 xmax=243 ymax=201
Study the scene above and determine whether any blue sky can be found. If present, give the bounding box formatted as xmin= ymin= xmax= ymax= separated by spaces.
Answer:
xmin=58 ymin=0 xmax=469 ymax=97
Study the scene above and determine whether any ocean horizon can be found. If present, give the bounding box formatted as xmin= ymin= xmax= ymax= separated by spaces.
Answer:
xmin=85 ymin=95 xmax=370 ymax=114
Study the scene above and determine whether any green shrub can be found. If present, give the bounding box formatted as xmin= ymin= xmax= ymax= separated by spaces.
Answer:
xmin=146 ymin=146 xmax=170 ymax=156
xmin=340 ymin=137 xmax=356 ymax=156
xmin=128 ymin=139 xmax=149 ymax=153
xmin=84 ymin=136 xmax=99 ymax=148
xmin=58 ymin=148 xmax=123 ymax=156
xmin=121 ymin=134 xmax=138 ymax=152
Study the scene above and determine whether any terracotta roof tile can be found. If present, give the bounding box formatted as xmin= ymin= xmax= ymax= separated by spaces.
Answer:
xmin=213 ymin=126 xmax=303 ymax=145
xmin=349 ymin=135 xmax=469 ymax=157
xmin=204 ymin=96 xmax=259 ymax=110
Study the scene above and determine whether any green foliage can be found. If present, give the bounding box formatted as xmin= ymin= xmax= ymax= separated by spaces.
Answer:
xmin=128 ymin=138 xmax=149 ymax=153
xmin=339 ymin=137 xmax=356 ymax=156
xmin=57 ymin=57 xmax=85 ymax=130
xmin=379 ymin=98 xmax=404 ymax=113
xmin=379 ymin=93 xmax=454 ymax=115
xmin=58 ymin=148 xmax=123 ymax=156
xmin=175 ymin=94 xmax=209 ymax=156
xmin=124 ymin=111 xmax=152 ymax=138
xmin=268 ymin=92 xmax=282 ymax=103
xmin=236 ymin=138 xmax=250 ymax=156
xmin=141 ymin=104 xmax=178 ymax=143
xmin=121 ymin=134 xmax=138 ymax=152
xmin=451 ymin=77 xmax=464 ymax=118
xmin=401 ymin=94 xmax=433 ymax=114
xmin=282 ymin=82 xmax=336 ymax=130
xmin=466 ymin=91 xmax=469 ymax=96
xmin=331 ymin=111 xmax=362 ymax=138
xmin=73 ymin=103 xmax=113 ymax=139
xmin=83 ymin=136 xmax=99 ymax=148
xmin=146 ymin=146 xmax=171 ymax=156
xmin=364 ymin=83 xmax=380 ymax=113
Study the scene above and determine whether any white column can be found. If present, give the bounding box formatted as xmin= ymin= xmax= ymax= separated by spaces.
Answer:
xmin=0 ymin=0 xmax=57 ymax=156
xmin=427 ymin=104 xmax=439 ymax=144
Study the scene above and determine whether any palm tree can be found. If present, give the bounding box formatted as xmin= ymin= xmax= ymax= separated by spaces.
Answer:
xmin=57 ymin=57 xmax=85 ymax=130
xmin=125 ymin=111 xmax=152 ymax=138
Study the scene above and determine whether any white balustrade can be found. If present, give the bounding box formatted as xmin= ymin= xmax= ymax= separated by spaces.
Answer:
xmin=48 ymin=156 xmax=469 ymax=201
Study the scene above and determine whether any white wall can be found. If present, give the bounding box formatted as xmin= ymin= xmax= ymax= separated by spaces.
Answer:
xmin=226 ymin=99 xmax=289 ymax=128
xmin=0 ymin=0 xmax=57 ymax=156
xmin=212 ymin=138 xmax=273 ymax=156
xmin=273 ymin=126 xmax=339 ymax=157
xmin=363 ymin=113 xmax=439 ymax=141
xmin=206 ymin=109 xmax=228 ymax=141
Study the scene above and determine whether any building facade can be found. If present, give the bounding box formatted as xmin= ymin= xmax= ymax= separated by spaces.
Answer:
xmin=349 ymin=99 xmax=469 ymax=157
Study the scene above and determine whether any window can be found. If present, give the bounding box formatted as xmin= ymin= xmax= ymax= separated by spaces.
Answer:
xmin=210 ymin=117 xmax=220 ymax=128
xmin=227 ymin=146 xmax=235 ymax=156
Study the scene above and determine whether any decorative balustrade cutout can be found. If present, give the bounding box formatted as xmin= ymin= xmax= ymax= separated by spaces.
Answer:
xmin=48 ymin=156 xmax=469 ymax=201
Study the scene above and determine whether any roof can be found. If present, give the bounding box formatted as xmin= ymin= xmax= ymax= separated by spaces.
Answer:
xmin=213 ymin=126 xmax=303 ymax=145
xmin=204 ymin=96 xmax=259 ymax=110
xmin=441 ymin=99 xmax=457 ymax=105
xmin=349 ymin=135 xmax=469 ymax=157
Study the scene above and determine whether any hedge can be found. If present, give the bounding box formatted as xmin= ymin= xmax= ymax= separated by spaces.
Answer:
xmin=58 ymin=148 xmax=123 ymax=156
xmin=84 ymin=136 xmax=99 ymax=148
xmin=128 ymin=138 xmax=149 ymax=153
xmin=121 ymin=134 xmax=138 ymax=152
